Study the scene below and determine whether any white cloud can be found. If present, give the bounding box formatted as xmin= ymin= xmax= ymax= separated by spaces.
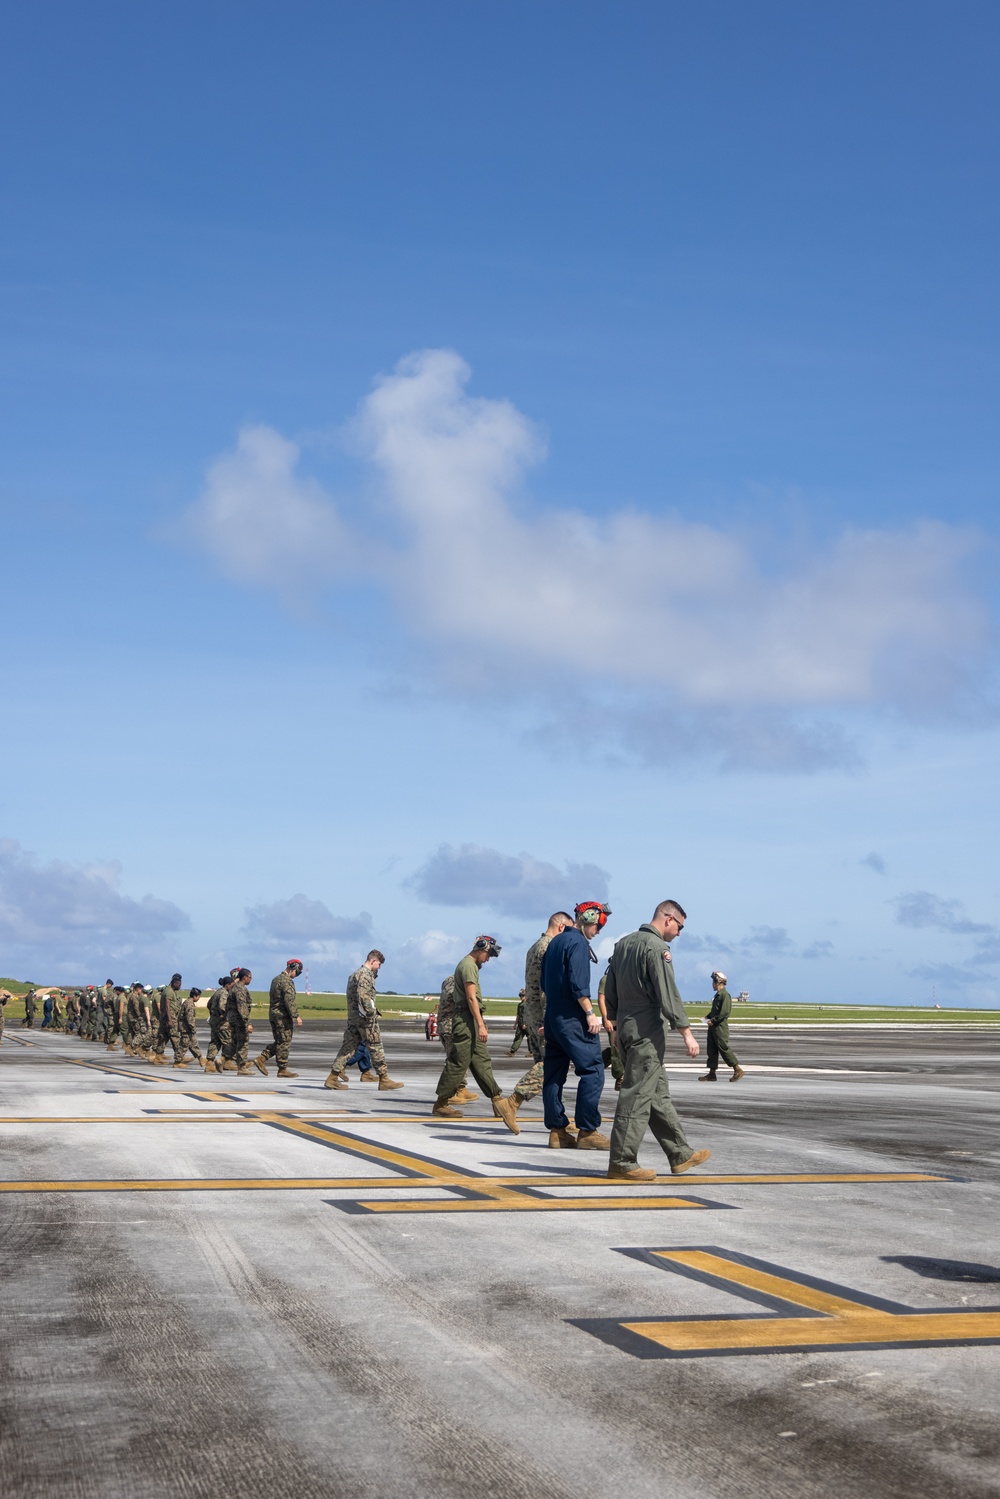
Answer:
xmin=184 ymin=424 xmax=348 ymax=592
xmin=242 ymin=894 xmax=373 ymax=950
xmin=390 ymin=929 xmax=464 ymax=993
xmin=0 ymin=838 xmax=190 ymax=979
xmin=185 ymin=349 xmax=995 ymax=765
xmin=408 ymin=843 xmax=608 ymax=919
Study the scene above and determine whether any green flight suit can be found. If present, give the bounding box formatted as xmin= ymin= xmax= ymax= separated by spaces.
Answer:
xmin=604 ymin=924 xmax=695 ymax=1172
xmin=23 ymin=991 xmax=36 ymax=1028
xmin=706 ymin=986 xmax=740 ymax=1073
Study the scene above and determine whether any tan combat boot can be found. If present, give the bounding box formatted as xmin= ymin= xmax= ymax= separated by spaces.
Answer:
xmin=359 ymin=1070 xmax=379 ymax=1082
xmin=731 ymin=1066 xmax=745 ymax=1082
xmin=671 ymin=1148 xmax=712 ymax=1175
xmin=221 ymin=1060 xmax=238 ymax=1072
xmin=607 ymin=1164 xmax=656 ymax=1183
xmin=454 ymin=1086 xmax=478 ymax=1103
xmin=576 ymin=1129 xmax=611 ymax=1150
xmin=548 ymin=1127 xmax=577 ymax=1149
xmin=324 ymin=1071 xmax=348 ymax=1090
xmin=253 ymin=1055 xmax=268 ymax=1075
xmin=378 ymin=1075 xmax=404 ymax=1090
xmin=236 ymin=1066 xmax=253 ymax=1076
xmin=432 ymin=1100 xmax=463 ymax=1119
xmin=277 ymin=1068 xmax=297 ymax=1078
xmin=492 ymin=1095 xmax=520 ymax=1135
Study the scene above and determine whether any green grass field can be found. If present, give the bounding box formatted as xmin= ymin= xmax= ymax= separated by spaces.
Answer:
xmin=2 ymin=980 xmax=997 ymax=1026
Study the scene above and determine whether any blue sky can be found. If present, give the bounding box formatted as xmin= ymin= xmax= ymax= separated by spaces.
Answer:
xmin=1 ymin=1 xmax=998 ymax=1002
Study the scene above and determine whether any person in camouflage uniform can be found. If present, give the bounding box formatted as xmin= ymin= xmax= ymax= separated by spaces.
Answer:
xmin=152 ymin=974 xmax=184 ymax=1065
xmin=105 ymin=987 xmax=126 ymax=1049
xmin=64 ymin=991 xmax=81 ymax=1034
xmin=509 ymin=991 xmax=528 ymax=1054
xmin=222 ymin=968 xmax=254 ymax=1074
xmin=22 ymin=989 xmax=36 ymax=1028
xmin=698 ymin=971 xmax=744 ymax=1082
xmin=324 ymin=951 xmax=402 ymax=1091
xmin=175 ymin=988 xmax=204 ymax=1067
xmin=0 ymin=989 xmax=10 ymax=1044
xmin=96 ymin=980 xmax=115 ymax=1043
xmin=126 ymin=984 xmax=152 ymax=1056
xmin=255 ymin=960 xmax=303 ymax=1077
xmin=509 ymin=912 xmax=574 ymax=1114
xmin=204 ymin=977 xmax=233 ymax=1072
xmin=51 ymin=991 xmax=65 ymax=1030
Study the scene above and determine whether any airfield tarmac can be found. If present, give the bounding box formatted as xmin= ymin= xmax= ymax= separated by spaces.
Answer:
xmin=1 ymin=1020 xmax=998 ymax=1499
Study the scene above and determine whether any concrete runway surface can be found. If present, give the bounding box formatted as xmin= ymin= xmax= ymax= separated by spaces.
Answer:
xmin=1 ymin=1020 xmax=998 ymax=1499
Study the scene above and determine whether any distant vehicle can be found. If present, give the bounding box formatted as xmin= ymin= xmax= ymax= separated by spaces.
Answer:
xmin=737 ymin=990 xmax=750 ymax=1003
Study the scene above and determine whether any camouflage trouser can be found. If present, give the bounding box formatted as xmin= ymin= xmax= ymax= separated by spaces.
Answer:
xmin=260 ymin=1010 xmax=294 ymax=1069
xmin=130 ymin=1018 xmax=152 ymax=1052
xmin=177 ymin=1018 xmax=202 ymax=1061
xmin=223 ymin=1016 xmax=249 ymax=1069
xmin=513 ymin=995 xmax=545 ymax=1102
xmin=206 ymin=1016 xmax=229 ymax=1062
xmin=332 ymin=1018 xmax=385 ymax=1076
xmin=154 ymin=1009 xmax=182 ymax=1060
xmin=706 ymin=1022 xmax=739 ymax=1072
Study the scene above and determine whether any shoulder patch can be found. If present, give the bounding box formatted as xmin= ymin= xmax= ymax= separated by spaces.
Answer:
xmin=662 ymin=949 xmax=672 ymax=963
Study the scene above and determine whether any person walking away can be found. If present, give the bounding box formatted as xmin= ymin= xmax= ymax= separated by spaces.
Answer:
xmin=22 ymin=989 xmax=36 ymax=1028
xmin=509 ymin=991 xmax=528 ymax=1054
xmin=176 ymin=988 xmax=205 ymax=1067
xmin=540 ymin=902 xmax=611 ymax=1150
xmin=126 ymin=984 xmax=153 ymax=1058
xmin=435 ymin=975 xmax=476 ymax=1104
xmin=509 ymin=912 xmax=574 ymax=1117
xmin=432 ymin=937 xmax=519 ymax=1132
xmin=255 ymin=960 xmax=303 ymax=1077
xmin=222 ymin=969 xmax=254 ymax=1075
xmin=598 ymin=969 xmax=624 ymax=1090
xmin=604 ymin=900 xmax=711 ymax=1182
xmin=204 ymin=977 xmax=233 ymax=1073
xmin=699 ymin=971 xmax=744 ymax=1083
xmin=324 ymin=951 xmax=403 ymax=1092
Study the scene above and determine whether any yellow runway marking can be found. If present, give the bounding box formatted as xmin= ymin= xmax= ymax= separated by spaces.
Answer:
xmin=575 ymin=1247 xmax=1000 ymax=1357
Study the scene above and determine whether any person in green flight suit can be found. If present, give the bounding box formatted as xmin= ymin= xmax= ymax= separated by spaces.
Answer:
xmin=698 ymin=970 xmax=744 ymax=1082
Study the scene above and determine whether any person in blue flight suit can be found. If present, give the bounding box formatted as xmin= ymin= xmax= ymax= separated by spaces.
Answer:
xmin=540 ymin=901 xmax=612 ymax=1150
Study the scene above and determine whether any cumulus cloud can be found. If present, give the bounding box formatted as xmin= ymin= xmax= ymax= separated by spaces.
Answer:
xmin=186 ymin=348 xmax=995 ymax=768
xmin=242 ymin=894 xmax=372 ymax=951
xmin=892 ymin=891 xmax=995 ymax=936
xmin=183 ymin=424 xmax=348 ymax=593
xmin=389 ymin=929 xmax=464 ymax=993
xmin=408 ymin=843 xmax=609 ymax=920
xmin=0 ymin=838 xmax=190 ymax=977
xmin=681 ymin=924 xmax=831 ymax=967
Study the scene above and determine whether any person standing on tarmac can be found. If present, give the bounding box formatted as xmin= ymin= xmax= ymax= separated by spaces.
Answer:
xmin=22 ymin=989 xmax=36 ymax=1028
xmin=255 ymin=959 xmax=303 ymax=1077
xmin=604 ymin=899 xmax=712 ymax=1182
xmin=699 ymin=971 xmax=744 ymax=1083
xmin=432 ymin=937 xmax=519 ymax=1133
xmin=152 ymin=974 xmax=184 ymax=1066
xmin=176 ymin=988 xmax=204 ymax=1067
xmin=324 ymin=952 xmax=403 ymax=1092
xmin=540 ymin=902 xmax=612 ymax=1150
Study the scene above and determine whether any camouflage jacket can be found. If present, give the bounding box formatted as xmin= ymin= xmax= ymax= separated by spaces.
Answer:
xmin=179 ymin=996 xmax=198 ymax=1028
xmin=226 ymin=982 xmax=252 ymax=1023
xmin=269 ymin=970 xmax=300 ymax=1020
xmin=207 ymin=986 xmax=228 ymax=1021
xmin=346 ymin=965 xmax=378 ymax=1026
xmin=524 ymin=932 xmax=553 ymax=1013
xmin=436 ymin=974 xmax=456 ymax=1026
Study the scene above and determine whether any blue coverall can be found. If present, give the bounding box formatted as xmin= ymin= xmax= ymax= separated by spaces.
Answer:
xmin=540 ymin=927 xmax=605 ymax=1133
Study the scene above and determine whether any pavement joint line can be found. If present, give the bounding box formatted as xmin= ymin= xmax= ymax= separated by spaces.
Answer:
xmin=573 ymin=1247 xmax=1000 ymax=1357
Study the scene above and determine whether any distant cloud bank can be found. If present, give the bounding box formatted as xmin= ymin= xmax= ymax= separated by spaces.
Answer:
xmin=407 ymin=843 xmax=609 ymax=920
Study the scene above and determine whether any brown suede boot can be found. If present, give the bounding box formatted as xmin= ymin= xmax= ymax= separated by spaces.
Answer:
xmin=432 ymin=1100 xmax=463 ymax=1118
xmin=607 ymin=1164 xmax=656 ymax=1183
xmin=731 ymin=1066 xmax=745 ymax=1082
xmin=360 ymin=1070 xmax=379 ymax=1082
xmin=324 ymin=1071 xmax=348 ymax=1090
xmin=254 ymin=1055 xmax=268 ymax=1075
xmin=492 ymin=1095 xmax=520 ymax=1135
xmin=378 ymin=1075 xmax=404 ymax=1090
xmin=276 ymin=1068 xmax=297 ymax=1078
xmin=671 ymin=1148 xmax=712 ymax=1175
xmin=548 ymin=1127 xmax=577 ymax=1148
xmin=576 ymin=1129 xmax=611 ymax=1150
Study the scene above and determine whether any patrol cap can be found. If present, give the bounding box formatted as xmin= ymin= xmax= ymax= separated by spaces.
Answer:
xmin=473 ymin=935 xmax=502 ymax=958
xmin=575 ymin=901 xmax=611 ymax=929
xmin=711 ymin=970 xmax=727 ymax=983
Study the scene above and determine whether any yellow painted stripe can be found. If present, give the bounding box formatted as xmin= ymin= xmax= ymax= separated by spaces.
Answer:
xmin=654 ymin=1249 xmax=868 ymax=1316
xmin=623 ymin=1310 xmax=1000 ymax=1351
xmin=253 ymin=1113 xmax=461 ymax=1180
xmin=354 ymin=1195 xmax=706 ymax=1213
